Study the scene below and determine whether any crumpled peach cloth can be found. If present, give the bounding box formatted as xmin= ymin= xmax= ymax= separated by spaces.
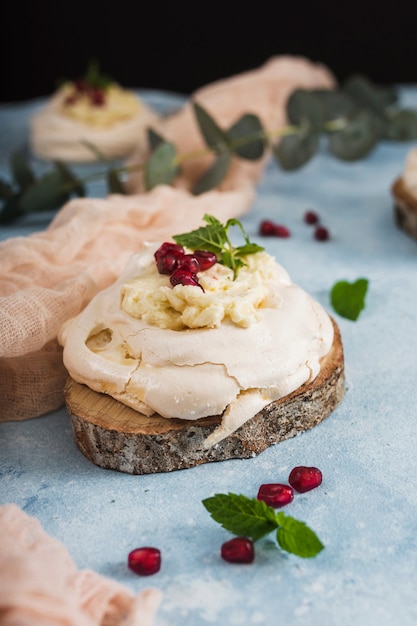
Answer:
xmin=0 ymin=504 xmax=162 ymax=626
xmin=126 ymin=55 xmax=336 ymax=193
xmin=0 ymin=54 xmax=335 ymax=422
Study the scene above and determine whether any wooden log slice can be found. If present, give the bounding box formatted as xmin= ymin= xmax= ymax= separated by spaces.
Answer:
xmin=392 ymin=177 xmax=417 ymax=241
xmin=64 ymin=319 xmax=345 ymax=475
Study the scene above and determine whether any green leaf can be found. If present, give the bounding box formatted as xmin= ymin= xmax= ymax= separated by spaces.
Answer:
xmin=106 ymin=168 xmax=126 ymax=194
xmin=330 ymin=278 xmax=369 ymax=321
xmin=343 ymin=74 xmax=396 ymax=116
xmin=18 ymin=169 xmax=71 ymax=213
xmin=144 ymin=141 xmax=179 ymax=190
xmin=328 ymin=110 xmax=379 ymax=161
xmin=273 ymin=130 xmax=320 ymax=170
xmin=192 ymin=152 xmax=231 ymax=195
xmin=313 ymin=89 xmax=358 ymax=121
xmin=286 ymin=89 xmax=326 ymax=132
xmin=0 ymin=195 xmax=24 ymax=224
xmin=383 ymin=109 xmax=417 ymax=140
xmin=202 ymin=493 xmax=278 ymax=542
xmin=235 ymin=242 xmax=264 ymax=257
xmin=173 ymin=213 xmax=227 ymax=255
xmin=10 ymin=152 xmax=35 ymax=191
xmin=0 ymin=178 xmax=14 ymax=200
xmin=54 ymin=161 xmax=85 ymax=197
xmin=193 ymin=101 xmax=229 ymax=153
xmin=147 ymin=127 xmax=165 ymax=151
xmin=227 ymin=114 xmax=266 ymax=160
xmin=276 ymin=512 xmax=324 ymax=558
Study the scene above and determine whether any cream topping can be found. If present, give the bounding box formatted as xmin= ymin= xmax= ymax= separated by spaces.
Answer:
xmin=58 ymin=243 xmax=334 ymax=447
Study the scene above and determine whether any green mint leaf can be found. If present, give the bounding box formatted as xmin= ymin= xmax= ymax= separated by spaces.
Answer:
xmin=235 ymin=243 xmax=265 ymax=257
xmin=275 ymin=512 xmax=324 ymax=558
xmin=202 ymin=493 xmax=278 ymax=542
xmin=330 ymin=277 xmax=369 ymax=321
xmin=173 ymin=214 xmax=227 ymax=255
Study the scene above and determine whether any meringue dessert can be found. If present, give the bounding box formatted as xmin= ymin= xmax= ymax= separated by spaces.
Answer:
xmin=30 ymin=66 xmax=159 ymax=162
xmin=392 ymin=147 xmax=417 ymax=241
xmin=59 ymin=216 xmax=345 ymax=473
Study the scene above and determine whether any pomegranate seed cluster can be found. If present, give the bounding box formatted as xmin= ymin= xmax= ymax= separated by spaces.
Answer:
xmin=64 ymin=80 xmax=107 ymax=107
xmin=154 ymin=242 xmax=217 ymax=291
xmin=258 ymin=210 xmax=330 ymax=242
xmin=222 ymin=465 xmax=323 ymax=564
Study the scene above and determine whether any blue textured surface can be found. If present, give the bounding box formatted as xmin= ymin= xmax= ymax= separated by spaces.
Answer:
xmin=1 ymin=88 xmax=417 ymax=626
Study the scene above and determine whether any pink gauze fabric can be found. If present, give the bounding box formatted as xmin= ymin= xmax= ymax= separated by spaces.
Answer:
xmin=0 ymin=504 xmax=162 ymax=626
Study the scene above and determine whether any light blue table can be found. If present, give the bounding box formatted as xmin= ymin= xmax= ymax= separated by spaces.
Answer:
xmin=1 ymin=87 xmax=417 ymax=626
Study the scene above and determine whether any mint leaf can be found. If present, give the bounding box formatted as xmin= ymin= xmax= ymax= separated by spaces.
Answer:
xmin=173 ymin=214 xmax=264 ymax=279
xmin=275 ymin=512 xmax=324 ymax=558
xmin=330 ymin=277 xmax=369 ymax=321
xmin=202 ymin=493 xmax=278 ymax=542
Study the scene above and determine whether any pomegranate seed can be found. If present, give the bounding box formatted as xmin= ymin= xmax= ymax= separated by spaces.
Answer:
xmin=259 ymin=220 xmax=277 ymax=236
xmin=221 ymin=537 xmax=255 ymax=564
xmin=156 ymin=251 xmax=182 ymax=274
xmin=90 ymin=88 xmax=105 ymax=106
xmin=314 ymin=226 xmax=330 ymax=241
xmin=193 ymin=249 xmax=217 ymax=270
xmin=154 ymin=242 xmax=184 ymax=262
xmin=74 ymin=80 xmax=87 ymax=93
xmin=259 ymin=220 xmax=291 ymax=238
xmin=304 ymin=210 xmax=319 ymax=224
xmin=257 ymin=483 xmax=294 ymax=508
xmin=288 ymin=466 xmax=323 ymax=493
xmin=128 ymin=547 xmax=161 ymax=576
xmin=177 ymin=254 xmax=201 ymax=274
xmin=170 ymin=269 xmax=204 ymax=290
xmin=274 ymin=224 xmax=291 ymax=238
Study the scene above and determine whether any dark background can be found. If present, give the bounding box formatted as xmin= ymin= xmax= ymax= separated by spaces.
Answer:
xmin=2 ymin=1 xmax=417 ymax=103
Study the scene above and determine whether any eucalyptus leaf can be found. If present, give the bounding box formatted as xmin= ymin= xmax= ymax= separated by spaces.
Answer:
xmin=54 ymin=161 xmax=85 ymax=197
xmin=19 ymin=170 xmax=71 ymax=213
xmin=286 ymin=89 xmax=326 ymax=132
xmin=192 ymin=152 xmax=231 ymax=195
xmin=10 ymin=152 xmax=35 ymax=191
xmin=313 ymin=89 xmax=359 ymax=122
xmin=145 ymin=141 xmax=179 ymax=190
xmin=0 ymin=195 xmax=24 ymax=224
xmin=329 ymin=110 xmax=379 ymax=161
xmin=343 ymin=74 xmax=396 ymax=116
xmin=106 ymin=168 xmax=126 ymax=194
xmin=0 ymin=178 xmax=14 ymax=200
xmin=273 ymin=130 xmax=320 ymax=170
xmin=227 ymin=114 xmax=266 ymax=160
xmin=147 ymin=127 xmax=165 ymax=151
xmin=193 ymin=101 xmax=229 ymax=153
xmin=383 ymin=109 xmax=417 ymax=140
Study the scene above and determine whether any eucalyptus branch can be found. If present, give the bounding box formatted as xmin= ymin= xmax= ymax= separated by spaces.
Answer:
xmin=1 ymin=73 xmax=417 ymax=224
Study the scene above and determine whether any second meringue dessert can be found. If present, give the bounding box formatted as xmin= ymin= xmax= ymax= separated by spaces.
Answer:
xmin=30 ymin=62 xmax=159 ymax=162
xmin=392 ymin=147 xmax=417 ymax=241
xmin=59 ymin=215 xmax=344 ymax=468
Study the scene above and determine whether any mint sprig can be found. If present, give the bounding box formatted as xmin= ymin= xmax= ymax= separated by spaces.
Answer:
xmin=202 ymin=493 xmax=324 ymax=558
xmin=173 ymin=214 xmax=264 ymax=279
xmin=330 ymin=277 xmax=369 ymax=321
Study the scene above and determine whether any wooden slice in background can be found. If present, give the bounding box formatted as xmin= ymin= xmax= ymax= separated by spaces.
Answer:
xmin=64 ymin=319 xmax=345 ymax=475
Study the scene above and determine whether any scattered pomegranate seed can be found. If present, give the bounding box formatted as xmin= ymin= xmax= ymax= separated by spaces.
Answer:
xmin=304 ymin=210 xmax=319 ymax=225
xmin=288 ymin=466 xmax=323 ymax=493
xmin=170 ymin=269 xmax=204 ymax=290
xmin=314 ymin=226 xmax=330 ymax=241
xmin=128 ymin=547 xmax=161 ymax=576
xmin=259 ymin=220 xmax=291 ymax=237
xmin=257 ymin=483 xmax=294 ymax=508
xmin=177 ymin=254 xmax=201 ymax=274
xmin=193 ymin=249 xmax=217 ymax=271
xmin=221 ymin=537 xmax=255 ymax=564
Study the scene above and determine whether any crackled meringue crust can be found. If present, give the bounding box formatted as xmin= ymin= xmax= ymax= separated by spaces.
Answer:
xmin=58 ymin=245 xmax=334 ymax=447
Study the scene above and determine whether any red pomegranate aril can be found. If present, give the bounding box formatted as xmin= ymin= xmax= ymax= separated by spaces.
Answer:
xmin=156 ymin=251 xmax=180 ymax=274
xmin=257 ymin=483 xmax=294 ymax=508
xmin=170 ymin=269 xmax=204 ymax=290
xmin=90 ymin=88 xmax=105 ymax=106
xmin=314 ymin=226 xmax=329 ymax=241
xmin=177 ymin=254 xmax=201 ymax=274
xmin=304 ymin=210 xmax=319 ymax=225
xmin=274 ymin=224 xmax=291 ymax=238
xmin=128 ymin=547 xmax=161 ymax=576
xmin=154 ymin=242 xmax=184 ymax=262
xmin=221 ymin=537 xmax=255 ymax=564
xmin=193 ymin=249 xmax=217 ymax=270
xmin=259 ymin=220 xmax=277 ymax=236
xmin=288 ymin=466 xmax=323 ymax=493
